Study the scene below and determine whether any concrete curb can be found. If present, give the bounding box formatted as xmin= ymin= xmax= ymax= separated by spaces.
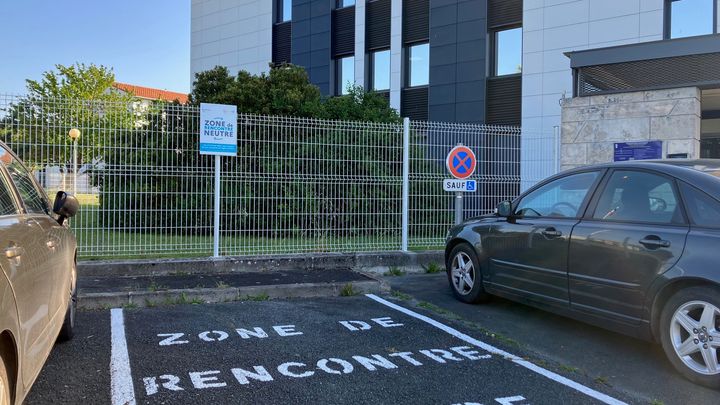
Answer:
xmin=78 ymin=251 xmax=445 ymax=277
xmin=78 ymin=279 xmax=384 ymax=310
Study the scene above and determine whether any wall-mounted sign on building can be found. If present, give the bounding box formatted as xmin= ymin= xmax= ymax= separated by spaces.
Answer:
xmin=200 ymin=103 xmax=238 ymax=156
xmin=613 ymin=141 xmax=663 ymax=162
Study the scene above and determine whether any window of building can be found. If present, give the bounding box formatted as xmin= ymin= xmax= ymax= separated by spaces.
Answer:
xmin=407 ymin=43 xmax=429 ymax=87
xmin=371 ymin=49 xmax=390 ymax=91
xmin=336 ymin=55 xmax=355 ymax=95
xmin=493 ymin=27 xmax=522 ymax=76
xmin=337 ymin=0 xmax=355 ymax=7
xmin=667 ymin=0 xmax=716 ymax=39
xmin=278 ymin=0 xmax=292 ymax=23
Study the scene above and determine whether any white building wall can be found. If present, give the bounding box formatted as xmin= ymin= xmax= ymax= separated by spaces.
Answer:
xmin=191 ymin=0 xmax=273 ymax=83
xmin=520 ymin=0 xmax=666 ymax=190
xmin=354 ymin=0 xmax=367 ymax=86
xmin=390 ymin=0 xmax=403 ymax=111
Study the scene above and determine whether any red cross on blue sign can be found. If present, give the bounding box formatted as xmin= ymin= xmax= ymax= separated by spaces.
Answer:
xmin=446 ymin=146 xmax=477 ymax=179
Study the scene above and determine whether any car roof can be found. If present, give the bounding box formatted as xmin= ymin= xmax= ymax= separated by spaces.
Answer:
xmin=561 ymin=159 xmax=720 ymax=199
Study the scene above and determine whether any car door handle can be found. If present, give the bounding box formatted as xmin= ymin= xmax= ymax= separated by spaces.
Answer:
xmin=5 ymin=246 xmax=25 ymax=259
xmin=541 ymin=228 xmax=562 ymax=237
xmin=639 ymin=237 xmax=671 ymax=249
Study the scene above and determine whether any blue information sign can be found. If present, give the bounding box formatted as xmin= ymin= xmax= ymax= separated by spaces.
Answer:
xmin=613 ymin=141 xmax=662 ymax=162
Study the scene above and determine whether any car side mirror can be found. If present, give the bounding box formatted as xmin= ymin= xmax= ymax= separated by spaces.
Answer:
xmin=53 ymin=191 xmax=79 ymax=225
xmin=496 ymin=200 xmax=513 ymax=218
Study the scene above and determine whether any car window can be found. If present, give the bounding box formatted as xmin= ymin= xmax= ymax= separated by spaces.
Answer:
xmin=0 ymin=146 xmax=49 ymax=214
xmin=679 ymin=182 xmax=720 ymax=228
xmin=0 ymin=171 xmax=19 ymax=216
xmin=515 ymin=171 xmax=599 ymax=218
xmin=593 ymin=170 xmax=681 ymax=224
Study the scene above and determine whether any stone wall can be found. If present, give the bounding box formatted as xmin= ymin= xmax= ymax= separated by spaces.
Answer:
xmin=560 ymin=87 xmax=701 ymax=171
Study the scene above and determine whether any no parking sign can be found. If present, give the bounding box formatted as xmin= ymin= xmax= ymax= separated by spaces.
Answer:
xmin=444 ymin=145 xmax=477 ymax=192
xmin=446 ymin=145 xmax=476 ymax=179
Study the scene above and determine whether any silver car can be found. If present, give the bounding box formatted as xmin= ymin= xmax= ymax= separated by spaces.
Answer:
xmin=0 ymin=142 xmax=79 ymax=404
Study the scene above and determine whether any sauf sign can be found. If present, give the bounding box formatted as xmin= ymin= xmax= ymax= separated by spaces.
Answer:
xmin=200 ymin=103 xmax=238 ymax=156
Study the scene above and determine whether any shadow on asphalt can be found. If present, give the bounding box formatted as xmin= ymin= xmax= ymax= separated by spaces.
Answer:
xmin=386 ymin=273 xmax=720 ymax=405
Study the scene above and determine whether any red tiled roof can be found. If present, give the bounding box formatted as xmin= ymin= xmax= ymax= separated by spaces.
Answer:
xmin=113 ymin=82 xmax=189 ymax=104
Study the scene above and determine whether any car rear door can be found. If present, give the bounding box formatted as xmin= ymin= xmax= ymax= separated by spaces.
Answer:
xmin=483 ymin=170 xmax=602 ymax=307
xmin=0 ymin=152 xmax=55 ymax=387
xmin=568 ymin=169 xmax=689 ymax=325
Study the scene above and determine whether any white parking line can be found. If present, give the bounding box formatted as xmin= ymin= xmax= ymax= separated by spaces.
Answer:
xmin=365 ymin=294 xmax=628 ymax=405
xmin=110 ymin=308 xmax=136 ymax=405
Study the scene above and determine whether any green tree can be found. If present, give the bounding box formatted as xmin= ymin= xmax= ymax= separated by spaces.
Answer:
xmin=101 ymin=64 xmax=406 ymax=238
xmin=189 ymin=63 xmax=398 ymax=122
xmin=1 ymin=63 xmax=136 ymax=167
xmin=25 ymin=63 xmax=127 ymax=101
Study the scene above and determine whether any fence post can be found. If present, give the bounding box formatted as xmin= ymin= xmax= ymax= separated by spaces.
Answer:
xmin=401 ymin=117 xmax=410 ymax=252
xmin=213 ymin=155 xmax=221 ymax=257
xmin=553 ymin=125 xmax=561 ymax=174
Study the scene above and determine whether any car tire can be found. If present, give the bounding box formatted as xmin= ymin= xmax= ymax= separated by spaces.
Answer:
xmin=58 ymin=264 xmax=77 ymax=342
xmin=659 ymin=286 xmax=720 ymax=389
xmin=0 ymin=354 xmax=10 ymax=405
xmin=446 ymin=243 xmax=490 ymax=304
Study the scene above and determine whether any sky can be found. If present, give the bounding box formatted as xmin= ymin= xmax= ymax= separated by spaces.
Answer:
xmin=0 ymin=0 xmax=190 ymax=95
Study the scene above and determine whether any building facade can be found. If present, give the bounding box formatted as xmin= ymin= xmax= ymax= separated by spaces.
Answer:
xmin=522 ymin=0 xmax=720 ymax=177
xmin=192 ymin=0 xmax=720 ymax=188
xmin=191 ymin=0 xmax=523 ymax=125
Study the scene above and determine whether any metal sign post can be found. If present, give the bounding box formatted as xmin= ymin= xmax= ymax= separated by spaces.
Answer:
xmin=455 ymin=191 xmax=463 ymax=225
xmin=445 ymin=144 xmax=477 ymax=225
xmin=199 ymin=103 xmax=238 ymax=258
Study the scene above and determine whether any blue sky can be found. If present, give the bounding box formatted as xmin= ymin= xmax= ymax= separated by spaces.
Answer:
xmin=0 ymin=0 xmax=190 ymax=95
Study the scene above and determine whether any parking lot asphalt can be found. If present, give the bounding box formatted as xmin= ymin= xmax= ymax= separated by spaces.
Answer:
xmin=387 ymin=274 xmax=720 ymax=405
xmin=25 ymin=294 xmax=635 ymax=405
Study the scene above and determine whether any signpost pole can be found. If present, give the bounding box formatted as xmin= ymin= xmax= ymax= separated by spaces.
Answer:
xmin=200 ymin=103 xmax=236 ymax=259
xmin=401 ymin=117 xmax=410 ymax=252
xmin=454 ymin=191 xmax=463 ymax=225
xmin=213 ymin=155 xmax=221 ymax=258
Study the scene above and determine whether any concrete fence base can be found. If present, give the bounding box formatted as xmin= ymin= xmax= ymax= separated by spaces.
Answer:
xmin=78 ymin=251 xmax=446 ymax=277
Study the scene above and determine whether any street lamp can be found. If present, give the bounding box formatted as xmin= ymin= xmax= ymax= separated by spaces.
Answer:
xmin=68 ymin=128 xmax=80 ymax=195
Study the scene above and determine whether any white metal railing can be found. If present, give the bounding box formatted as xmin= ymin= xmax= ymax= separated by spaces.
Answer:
xmin=0 ymin=94 xmax=558 ymax=259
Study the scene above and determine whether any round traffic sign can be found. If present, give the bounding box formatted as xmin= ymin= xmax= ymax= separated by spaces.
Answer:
xmin=446 ymin=146 xmax=476 ymax=179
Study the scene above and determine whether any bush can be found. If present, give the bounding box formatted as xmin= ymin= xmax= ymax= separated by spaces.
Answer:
xmin=97 ymin=64 xmax=446 ymax=239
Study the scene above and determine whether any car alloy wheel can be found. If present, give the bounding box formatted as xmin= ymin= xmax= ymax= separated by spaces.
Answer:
xmin=669 ymin=300 xmax=720 ymax=375
xmin=451 ymin=251 xmax=475 ymax=296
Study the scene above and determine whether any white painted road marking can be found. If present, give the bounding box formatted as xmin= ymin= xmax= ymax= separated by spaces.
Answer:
xmin=365 ymin=294 xmax=628 ymax=405
xmin=141 ymin=345 xmax=491 ymax=395
xmin=111 ymin=308 xmax=136 ymax=405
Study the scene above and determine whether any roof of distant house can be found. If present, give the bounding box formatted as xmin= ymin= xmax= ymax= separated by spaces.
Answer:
xmin=112 ymin=82 xmax=189 ymax=104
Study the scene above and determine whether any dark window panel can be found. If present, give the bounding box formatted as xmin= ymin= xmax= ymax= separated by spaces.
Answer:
xmin=366 ymin=0 xmax=391 ymax=50
xmin=273 ymin=22 xmax=292 ymax=65
xmin=487 ymin=0 xmax=522 ymax=29
xmin=403 ymin=0 xmax=429 ymax=44
xmin=332 ymin=6 xmax=355 ymax=56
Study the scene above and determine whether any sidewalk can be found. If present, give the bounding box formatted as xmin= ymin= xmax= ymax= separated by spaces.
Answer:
xmin=75 ymin=251 xmax=445 ymax=309
xmin=77 ymin=268 xmax=384 ymax=309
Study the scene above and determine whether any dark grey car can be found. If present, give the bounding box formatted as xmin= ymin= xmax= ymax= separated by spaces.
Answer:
xmin=445 ymin=159 xmax=720 ymax=388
